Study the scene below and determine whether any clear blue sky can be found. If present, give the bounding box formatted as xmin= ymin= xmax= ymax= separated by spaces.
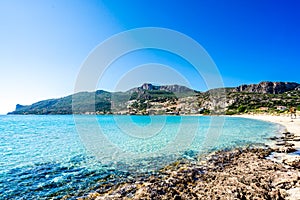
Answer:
xmin=0 ymin=0 xmax=299 ymax=114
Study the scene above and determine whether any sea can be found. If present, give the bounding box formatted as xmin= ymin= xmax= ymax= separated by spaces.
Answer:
xmin=0 ymin=115 xmax=283 ymax=199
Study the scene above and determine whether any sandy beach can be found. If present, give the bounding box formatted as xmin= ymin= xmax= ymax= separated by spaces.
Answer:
xmin=240 ymin=114 xmax=300 ymax=149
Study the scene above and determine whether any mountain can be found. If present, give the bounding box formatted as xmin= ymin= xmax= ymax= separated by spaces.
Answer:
xmin=8 ymin=84 xmax=197 ymax=115
xmin=9 ymin=90 xmax=112 ymax=115
xmin=8 ymin=82 xmax=300 ymax=115
xmin=233 ymin=81 xmax=300 ymax=94
xmin=128 ymin=83 xmax=196 ymax=94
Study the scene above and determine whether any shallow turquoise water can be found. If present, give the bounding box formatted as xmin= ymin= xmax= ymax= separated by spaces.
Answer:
xmin=0 ymin=115 xmax=281 ymax=199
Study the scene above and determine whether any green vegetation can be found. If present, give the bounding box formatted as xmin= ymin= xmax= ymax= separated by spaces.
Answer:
xmin=8 ymin=83 xmax=300 ymax=115
xmin=130 ymin=100 xmax=149 ymax=111
xmin=201 ymin=109 xmax=211 ymax=115
xmin=129 ymin=90 xmax=177 ymax=102
xmin=9 ymin=90 xmax=112 ymax=115
xmin=237 ymin=105 xmax=247 ymax=113
xmin=222 ymin=90 xmax=300 ymax=115
xmin=225 ymin=110 xmax=237 ymax=115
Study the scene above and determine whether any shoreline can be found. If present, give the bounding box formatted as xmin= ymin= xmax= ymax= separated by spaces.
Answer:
xmin=81 ymin=147 xmax=300 ymax=200
xmin=238 ymin=114 xmax=300 ymax=149
xmin=238 ymin=114 xmax=300 ymax=164
xmin=77 ymin=114 xmax=300 ymax=200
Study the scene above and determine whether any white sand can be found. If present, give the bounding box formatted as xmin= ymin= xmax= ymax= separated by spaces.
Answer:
xmin=239 ymin=114 xmax=300 ymax=149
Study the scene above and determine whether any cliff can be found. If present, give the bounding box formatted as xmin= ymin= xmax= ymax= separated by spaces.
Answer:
xmin=128 ymin=83 xmax=196 ymax=94
xmin=234 ymin=81 xmax=300 ymax=94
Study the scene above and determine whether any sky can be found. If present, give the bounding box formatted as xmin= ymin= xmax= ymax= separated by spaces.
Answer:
xmin=0 ymin=0 xmax=300 ymax=114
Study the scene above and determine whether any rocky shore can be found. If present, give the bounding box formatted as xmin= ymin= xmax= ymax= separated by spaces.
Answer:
xmin=77 ymin=146 xmax=300 ymax=200
xmin=73 ymin=115 xmax=300 ymax=200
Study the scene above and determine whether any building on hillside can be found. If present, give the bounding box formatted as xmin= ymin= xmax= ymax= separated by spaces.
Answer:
xmin=276 ymin=106 xmax=287 ymax=111
xmin=258 ymin=107 xmax=269 ymax=111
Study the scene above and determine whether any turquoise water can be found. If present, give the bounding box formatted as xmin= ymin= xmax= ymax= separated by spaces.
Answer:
xmin=0 ymin=115 xmax=281 ymax=199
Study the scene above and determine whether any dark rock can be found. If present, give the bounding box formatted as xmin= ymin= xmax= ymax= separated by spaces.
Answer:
xmin=275 ymin=141 xmax=287 ymax=146
xmin=269 ymin=136 xmax=279 ymax=140
xmin=284 ymin=143 xmax=295 ymax=147
xmin=283 ymin=132 xmax=292 ymax=135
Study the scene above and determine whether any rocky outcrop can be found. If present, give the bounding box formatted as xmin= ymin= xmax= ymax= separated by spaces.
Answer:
xmin=15 ymin=104 xmax=26 ymax=110
xmin=160 ymin=84 xmax=195 ymax=93
xmin=137 ymin=83 xmax=160 ymax=91
xmin=129 ymin=83 xmax=195 ymax=93
xmin=234 ymin=81 xmax=300 ymax=94
xmin=82 ymin=147 xmax=300 ymax=200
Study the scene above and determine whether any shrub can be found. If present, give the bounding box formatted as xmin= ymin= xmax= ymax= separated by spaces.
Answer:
xmin=237 ymin=105 xmax=247 ymax=113
xmin=203 ymin=109 xmax=211 ymax=115
xmin=226 ymin=110 xmax=237 ymax=115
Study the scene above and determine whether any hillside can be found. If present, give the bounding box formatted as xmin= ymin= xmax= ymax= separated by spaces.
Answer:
xmin=10 ymin=90 xmax=112 ymax=115
xmin=8 ymin=84 xmax=197 ymax=115
xmin=8 ymin=82 xmax=300 ymax=115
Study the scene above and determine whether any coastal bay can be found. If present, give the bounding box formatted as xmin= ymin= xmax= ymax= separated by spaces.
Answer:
xmin=79 ymin=115 xmax=300 ymax=200
xmin=0 ymin=115 xmax=287 ymax=199
xmin=2 ymin=0 xmax=299 ymax=199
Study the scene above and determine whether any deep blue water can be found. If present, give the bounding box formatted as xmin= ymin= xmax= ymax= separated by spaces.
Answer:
xmin=0 ymin=115 xmax=282 ymax=199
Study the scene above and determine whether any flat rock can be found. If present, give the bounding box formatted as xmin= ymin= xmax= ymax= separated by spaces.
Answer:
xmin=87 ymin=148 xmax=300 ymax=200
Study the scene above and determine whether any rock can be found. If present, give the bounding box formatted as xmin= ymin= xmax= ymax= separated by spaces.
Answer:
xmin=130 ymin=83 xmax=195 ymax=93
xmin=284 ymin=158 xmax=300 ymax=168
xmin=291 ymin=137 xmax=300 ymax=142
xmin=283 ymin=132 xmax=292 ymax=136
xmin=234 ymin=82 xmax=300 ymax=94
xmin=276 ymin=141 xmax=287 ymax=146
xmin=274 ymin=147 xmax=297 ymax=153
xmin=285 ymin=143 xmax=295 ymax=147
xmin=92 ymin=148 xmax=300 ymax=200
xmin=269 ymin=136 xmax=279 ymax=140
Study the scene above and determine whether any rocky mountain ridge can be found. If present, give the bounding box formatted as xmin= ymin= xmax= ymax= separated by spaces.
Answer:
xmin=128 ymin=83 xmax=196 ymax=94
xmin=233 ymin=81 xmax=300 ymax=94
xmin=8 ymin=81 xmax=300 ymax=115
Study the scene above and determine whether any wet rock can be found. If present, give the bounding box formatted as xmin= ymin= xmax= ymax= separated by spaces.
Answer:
xmin=89 ymin=148 xmax=300 ymax=200
xmin=283 ymin=132 xmax=292 ymax=136
xmin=274 ymin=146 xmax=297 ymax=153
xmin=292 ymin=137 xmax=300 ymax=141
xmin=269 ymin=136 xmax=280 ymax=140
xmin=285 ymin=143 xmax=295 ymax=147
xmin=284 ymin=158 xmax=300 ymax=169
xmin=276 ymin=141 xmax=287 ymax=146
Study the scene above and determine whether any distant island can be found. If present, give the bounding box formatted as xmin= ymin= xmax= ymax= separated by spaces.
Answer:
xmin=8 ymin=81 xmax=300 ymax=115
